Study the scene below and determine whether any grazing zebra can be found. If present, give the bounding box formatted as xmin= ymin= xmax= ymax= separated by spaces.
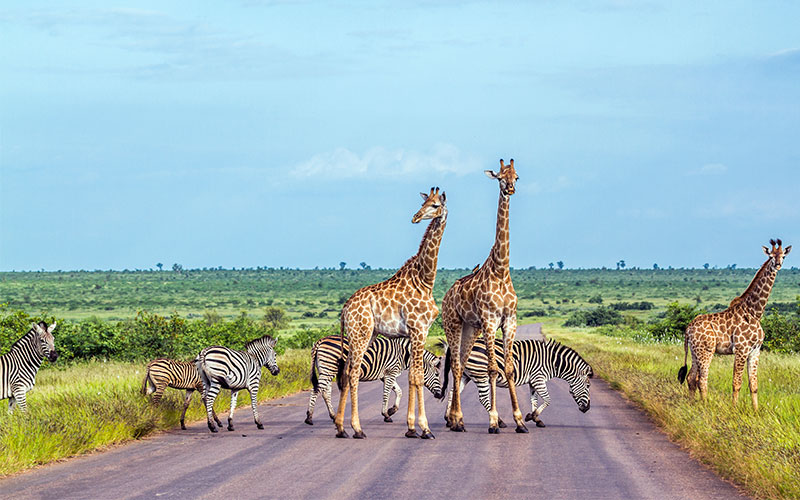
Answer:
xmin=1 ymin=321 xmax=58 ymax=411
xmin=304 ymin=335 xmax=443 ymax=425
xmin=141 ymin=358 xmax=223 ymax=430
xmin=443 ymin=337 xmax=592 ymax=428
xmin=196 ymin=335 xmax=280 ymax=433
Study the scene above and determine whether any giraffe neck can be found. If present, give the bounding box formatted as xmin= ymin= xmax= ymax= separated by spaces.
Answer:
xmin=488 ymin=191 xmax=511 ymax=276
xmin=737 ymin=258 xmax=778 ymax=320
xmin=413 ymin=209 xmax=447 ymax=290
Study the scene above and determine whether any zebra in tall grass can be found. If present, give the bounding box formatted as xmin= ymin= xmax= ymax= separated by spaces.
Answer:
xmin=141 ymin=358 xmax=223 ymax=430
xmin=442 ymin=337 xmax=592 ymax=428
xmin=304 ymin=335 xmax=443 ymax=425
xmin=196 ymin=335 xmax=280 ymax=433
xmin=1 ymin=321 xmax=58 ymax=411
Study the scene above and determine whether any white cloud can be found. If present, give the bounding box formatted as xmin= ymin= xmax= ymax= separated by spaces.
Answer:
xmin=289 ymin=143 xmax=482 ymax=179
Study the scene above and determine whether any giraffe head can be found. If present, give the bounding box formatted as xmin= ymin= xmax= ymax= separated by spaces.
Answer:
xmin=412 ymin=187 xmax=447 ymax=223
xmin=484 ymin=158 xmax=518 ymax=196
xmin=763 ymin=238 xmax=792 ymax=270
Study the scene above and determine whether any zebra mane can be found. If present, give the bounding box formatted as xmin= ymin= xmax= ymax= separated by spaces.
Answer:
xmin=245 ymin=334 xmax=277 ymax=350
xmin=7 ymin=321 xmax=47 ymax=351
xmin=544 ymin=338 xmax=592 ymax=374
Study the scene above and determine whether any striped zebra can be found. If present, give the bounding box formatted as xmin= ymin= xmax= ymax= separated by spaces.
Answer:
xmin=141 ymin=358 xmax=223 ymax=430
xmin=443 ymin=337 xmax=592 ymax=428
xmin=304 ymin=335 xmax=443 ymax=425
xmin=196 ymin=335 xmax=280 ymax=433
xmin=1 ymin=321 xmax=58 ymax=411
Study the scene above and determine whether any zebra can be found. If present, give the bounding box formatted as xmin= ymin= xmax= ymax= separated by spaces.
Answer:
xmin=1 ymin=321 xmax=58 ymax=412
xmin=304 ymin=335 xmax=443 ymax=425
xmin=196 ymin=335 xmax=280 ymax=433
xmin=141 ymin=358 xmax=223 ymax=430
xmin=442 ymin=337 xmax=592 ymax=428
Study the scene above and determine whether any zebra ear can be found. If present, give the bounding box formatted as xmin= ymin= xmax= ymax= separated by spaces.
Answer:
xmin=32 ymin=322 xmax=45 ymax=335
xmin=48 ymin=322 xmax=57 ymax=333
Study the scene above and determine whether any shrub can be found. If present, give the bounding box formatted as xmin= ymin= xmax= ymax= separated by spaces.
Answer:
xmin=588 ymin=294 xmax=603 ymax=304
xmin=564 ymin=306 xmax=623 ymax=327
xmin=647 ymin=302 xmax=704 ymax=341
xmin=762 ymin=308 xmax=800 ymax=353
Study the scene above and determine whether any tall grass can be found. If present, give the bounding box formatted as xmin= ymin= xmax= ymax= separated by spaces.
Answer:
xmin=0 ymin=349 xmax=311 ymax=477
xmin=549 ymin=327 xmax=800 ymax=500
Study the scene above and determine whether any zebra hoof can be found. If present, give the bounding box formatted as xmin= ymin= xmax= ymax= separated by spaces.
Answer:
xmin=488 ymin=426 xmax=500 ymax=434
xmin=384 ymin=416 xmax=393 ymax=423
xmin=209 ymin=425 xmax=218 ymax=433
xmin=227 ymin=425 xmax=235 ymax=432
xmin=515 ymin=424 xmax=529 ymax=433
xmin=498 ymin=419 xmax=507 ymax=428
xmin=420 ymin=431 xmax=435 ymax=440
xmin=181 ymin=422 xmax=187 ymax=430
xmin=536 ymin=421 xmax=546 ymax=428
xmin=353 ymin=431 xmax=366 ymax=439
xmin=256 ymin=423 xmax=264 ymax=430
xmin=304 ymin=416 xmax=313 ymax=425
xmin=387 ymin=405 xmax=398 ymax=416
xmin=405 ymin=430 xmax=420 ymax=438
xmin=524 ymin=413 xmax=534 ymax=422
xmin=335 ymin=430 xmax=349 ymax=438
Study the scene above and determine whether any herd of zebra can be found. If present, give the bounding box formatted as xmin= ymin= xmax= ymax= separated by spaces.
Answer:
xmin=1 ymin=320 xmax=592 ymax=433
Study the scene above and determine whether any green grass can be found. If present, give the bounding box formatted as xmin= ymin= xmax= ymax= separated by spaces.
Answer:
xmin=0 ymin=349 xmax=311 ymax=477
xmin=548 ymin=325 xmax=800 ymax=500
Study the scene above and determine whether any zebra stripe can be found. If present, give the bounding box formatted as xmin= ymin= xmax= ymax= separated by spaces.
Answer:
xmin=1 ymin=321 xmax=58 ymax=411
xmin=196 ymin=335 xmax=280 ymax=433
xmin=141 ymin=358 xmax=222 ymax=430
xmin=304 ymin=335 xmax=443 ymax=425
xmin=445 ymin=338 xmax=592 ymax=428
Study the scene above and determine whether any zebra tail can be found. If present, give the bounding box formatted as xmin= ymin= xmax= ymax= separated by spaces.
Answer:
xmin=140 ymin=366 xmax=151 ymax=395
xmin=440 ymin=342 xmax=451 ymax=399
xmin=677 ymin=330 xmax=689 ymax=384
xmin=310 ymin=350 xmax=320 ymax=393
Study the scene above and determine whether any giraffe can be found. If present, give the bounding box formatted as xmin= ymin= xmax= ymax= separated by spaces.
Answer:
xmin=333 ymin=187 xmax=447 ymax=439
xmin=441 ymin=158 xmax=528 ymax=434
xmin=678 ymin=239 xmax=791 ymax=411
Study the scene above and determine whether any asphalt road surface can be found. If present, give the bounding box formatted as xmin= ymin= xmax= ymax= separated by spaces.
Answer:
xmin=0 ymin=324 xmax=747 ymax=499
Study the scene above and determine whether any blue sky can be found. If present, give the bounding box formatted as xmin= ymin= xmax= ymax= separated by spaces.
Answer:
xmin=1 ymin=1 xmax=798 ymax=271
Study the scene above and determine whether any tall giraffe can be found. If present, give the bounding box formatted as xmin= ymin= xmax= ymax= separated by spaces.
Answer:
xmin=442 ymin=158 xmax=527 ymax=433
xmin=334 ymin=187 xmax=447 ymax=439
xmin=678 ymin=239 xmax=791 ymax=410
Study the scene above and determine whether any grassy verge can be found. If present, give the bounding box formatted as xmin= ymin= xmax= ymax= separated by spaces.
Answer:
xmin=0 ymin=348 xmax=311 ymax=477
xmin=547 ymin=325 xmax=800 ymax=500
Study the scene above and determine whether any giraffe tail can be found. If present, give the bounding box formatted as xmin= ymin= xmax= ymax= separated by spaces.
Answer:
xmin=336 ymin=316 xmax=348 ymax=392
xmin=440 ymin=339 xmax=451 ymax=399
xmin=677 ymin=330 xmax=689 ymax=384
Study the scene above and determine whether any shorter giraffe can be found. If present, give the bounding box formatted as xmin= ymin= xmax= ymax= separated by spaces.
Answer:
xmin=678 ymin=239 xmax=791 ymax=410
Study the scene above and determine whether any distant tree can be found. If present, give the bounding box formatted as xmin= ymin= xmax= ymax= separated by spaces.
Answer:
xmin=653 ymin=263 xmax=659 ymax=270
xmin=548 ymin=262 xmax=554 ymax=270
xmin=703 ymin=263 xmax=710 ymax=270
xmin=263 ymin=306 xmax=290 ymax=330
xmin=359 ymin=262 xmax=371 ymax=270
xmin=172 ymin=263 xmax=183 ymax=272
xmin=156 ymin=263 xmax=163 ymax=271
xmin=339 ymin=261 xmax=346 ymax=270
xmin=616 ymin=260 xmax=626 ymax=270
xmin=556 ymin=261 xmax=564 ymax=270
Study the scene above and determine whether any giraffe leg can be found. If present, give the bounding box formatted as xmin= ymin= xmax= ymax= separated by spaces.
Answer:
xmin=502 ymin=316 xmax=527 ymax=433
xmin=406 ymin=335 xmax=433 ymax=439
xmin=483 ymin=326 xmax=502 ymax=434
xmin=334 ymin=378 xmax=350 ymax=438
xmin=747 ymin=346 xmax=761 ymax=411
xmin=451 ymin=323 xmax=479 ymax=432
xmin=686 ymin=346 xmax=700 ymax=395
xmin=698 ymin=354 xmax=712 ymax=401
xmin=732 ymin=349 xmax=748 ymax=406
xmin=347 ymin=341 xmax=369 ymax=439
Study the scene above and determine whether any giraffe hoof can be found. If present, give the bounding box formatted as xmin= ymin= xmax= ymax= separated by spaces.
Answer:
xmin=353 ymin=431 xmax=366 ymax=439
xmin=421 ymin=431 xmax=435 ymax=440
xmin=304 ymin=416 xmax=314 ymax=425
xmin=336 ymin=430 xmax=349 ymax=438
xmin=488 ymin=426 xmax=500 ymax=434
xmin=450 ymin=423 xmax=466 ymax=432
xmin=498 ymin=419 xmax=507 ymax=428
xmin=524 ymin=413 xmax=534 ymax=422
xmin=383 ymin=416 xmax=393 ymax=423
xmin=405 ymin=430 xmax=420 ymax=438
xmin=515 ymin=424 xmax=529 ymax=433
xmin=536 ymin=421 xmax=546 ymax=428
xmin=387 ymin=405 xmax=398 ymax=416
xmin=256 ymin=423 xmax=264 ymax=430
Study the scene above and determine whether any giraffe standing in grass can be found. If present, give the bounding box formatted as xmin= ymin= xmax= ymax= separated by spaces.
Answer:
xmin=442 ymin=159 xmax=527 ymax=434
xmin=678 ymin=239 xmax=791 ymax=410
xmin=334 ymin=187 xmax=447 ymax=439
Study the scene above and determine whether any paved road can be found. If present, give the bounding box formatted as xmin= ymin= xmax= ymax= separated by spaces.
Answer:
xmin=0 ymin=324 xmax=746 ymax=499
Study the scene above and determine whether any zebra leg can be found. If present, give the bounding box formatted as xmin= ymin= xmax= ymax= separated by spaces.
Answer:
xmin=227 ymin=390 xmax=240 ymax=431
xmin=151 ymin=382 xmax=168 ymax=406
xmin=12 ymin=387 xmax=27 ymax=412
xmin=321 ymin=375 xmax=336 ymax=421
xmin=204 ymin=383 xmax=221 ymax=433
xmin=528 ymin=379 xmax=549 ymax=427
xmin=389 ymin=377 xmax=402 ymax=416
xmin=8 ymin=396 xmax=16 ymax=412
xmin=747 ymin=345 xmax=761 ymax=411
xmin=249 ymin=383 xmax=263 ymax=429
xmin=306 ymin=381 xmax=319 ymax=425
xmin=181 ymin=390 xmax=193 ymax=430
xmin=197 ymin=382 xmax=222 ymax=428
xmin=501 ymin=315 xmax=526 ymax=433
xmin=381 ymin=374 xmax=397 ymax=422
xmin=525 ymin=383 xmax=537 ymax=422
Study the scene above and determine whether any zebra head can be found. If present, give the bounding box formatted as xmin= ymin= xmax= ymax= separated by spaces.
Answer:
xmin=567 ymin=365 xmax=593 ymax=413
xmin=32 ymin=321 xmax=58 ymax=362
xmin=422 ymin=350 xmax=443 ymax=399
xmin=246 ymin=335 xmax=280 ymax=376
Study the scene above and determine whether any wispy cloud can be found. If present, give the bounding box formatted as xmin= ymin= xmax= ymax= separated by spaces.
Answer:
xmin=289 ymin=143 xmax=481 ymax=179
xmin=689 ymin=163 xmax=728 ymax=176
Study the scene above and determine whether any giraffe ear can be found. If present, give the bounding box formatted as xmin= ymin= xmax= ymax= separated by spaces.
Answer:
xmin=419 ymin=192 xmax=429 ymax=201
xmin=484 ymin=170 xmax=498 ymax=179
xmin=763 ymin=246 xmax=770 ymax=255
xmin=439 ymin=191 xmax=446 ymax=204
xmin=784 ymin=245 xmax=792 ymax=255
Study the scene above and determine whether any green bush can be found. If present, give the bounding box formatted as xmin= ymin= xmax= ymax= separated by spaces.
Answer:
xmin=564 ymin=306 xmax=623 ymax=327
xmin=647 ymin=302 xmax=704 ymax=341
xmin=762 ymin=307 xmax=800 ymax=354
